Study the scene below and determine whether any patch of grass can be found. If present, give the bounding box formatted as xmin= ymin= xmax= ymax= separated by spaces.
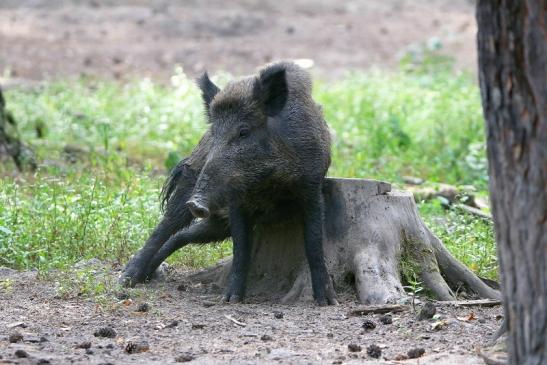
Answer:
xmin=0 ymin=60 xmax=496 ymax=279
xmin=419 ymin=199 xmax=497 ymax=280
xmin=315 ymin=68 xmax=487 ymax=189
xmin=0 ymin=163 xmax=160 ymax=269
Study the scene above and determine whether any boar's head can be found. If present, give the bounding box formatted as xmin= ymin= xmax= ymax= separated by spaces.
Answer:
xmin=186 ymin=64 xmax=290 ymax=219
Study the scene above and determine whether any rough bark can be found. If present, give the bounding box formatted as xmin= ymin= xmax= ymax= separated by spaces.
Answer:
xmin=190 ymin=178 xmax=500 ymax=304
xmin=0 ymin=86 xmax=35 ymax=170
xmin=476 ymin=1 xmax=546 ymax=364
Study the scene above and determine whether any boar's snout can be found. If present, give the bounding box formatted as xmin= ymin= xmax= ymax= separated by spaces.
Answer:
xmin=186 ymin=198 xmax=210 ymax=219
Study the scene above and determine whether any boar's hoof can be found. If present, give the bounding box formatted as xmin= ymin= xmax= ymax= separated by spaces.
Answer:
xmin=118 ymin=273 xmax=138 ymax=288
xmin=316 ymin=287 xmax=339 ymax=306
xmin=223 ymin=294 xmax=242 ymax=304
xmin=119 ymin=268 xmax=146 ymax=288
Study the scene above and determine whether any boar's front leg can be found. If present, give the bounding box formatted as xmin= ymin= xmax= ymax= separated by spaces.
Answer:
xmin=224 ymin=205 xmax=252 ymax=304
xmin=120 ymin=201 xmax=192 ymax=286
xmin=142 ymin=217 xmax=230 ymax=279
xmin=303 ymin=184 xmax=338 ymax=306
xmin=120 ymin=165 xmax=196 ymax=287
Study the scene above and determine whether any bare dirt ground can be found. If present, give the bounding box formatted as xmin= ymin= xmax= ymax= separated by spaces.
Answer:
xmin=0 ymin=263 xmax=503 ymax=365
xmin=0 ymin=0 xmax=478 ymax=82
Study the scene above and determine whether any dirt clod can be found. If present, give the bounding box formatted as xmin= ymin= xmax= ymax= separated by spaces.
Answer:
xmin=367 ymin=344 xmax=382 ymax=359
xmin=418 ymin=303 xmax=436 ymax=320
xmin=407 ymin=347 xmax=426 ymax=359
xmin=8 ymin=332 xmax=23 ymax=343
xmin=379 ymin=314 xmax=393 ymax=324
xmin=362 ymin=319 xmax=376 ymax=330
xmin=94 ymin=327 xmax=117 ymax=338
xmin=75 ymin=341 xmax=92 ymax=349
xmin=125 ymin=340 xmax=150 ymax=354
xmin=165 ymin=320 xmax=179 ymax=328
xmin=274 ymin=311 xmax=284 ymax=319
xmin=175 ymin=352 xmax=195 ymax=362
xmin=347 ymin=344 xmax=362 ymax=352
xmin=136 ymin=303 xmax=150 ymax=312
xmin=14 ymin=349 xmax=28 ymax=358
xmin=261 ymin=334 xmax=273 ymax=341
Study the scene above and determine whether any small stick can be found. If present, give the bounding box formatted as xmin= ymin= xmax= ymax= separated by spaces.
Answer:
xmin=454 ymin=204 xmax=492 ymax=220
xmin=224 ymin=314 xmax=246 ymax=327
xmin=436 ymin=299 xmax=502 ymax=307
xmin=348 ymin=304 xmax=408 ymax=316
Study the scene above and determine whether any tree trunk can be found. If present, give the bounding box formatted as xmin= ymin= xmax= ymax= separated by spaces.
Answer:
xmin=476 ymin=1 xmax=546 ymax=364
xmin=190 ymin=178 xmax=500 ymax=304
xmin=0 ymin=86 xmax=35 ymax=170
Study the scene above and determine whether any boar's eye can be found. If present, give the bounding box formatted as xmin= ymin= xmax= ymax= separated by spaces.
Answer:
xmin=239 ymin=126 xmax=250 ymax=138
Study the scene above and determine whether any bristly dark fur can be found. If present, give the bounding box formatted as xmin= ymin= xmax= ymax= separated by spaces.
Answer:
xmin=255 ymin=65 xmax=288 ymax=117
xmin=197 ymin=72 xmax=220 ymax=114
xmin=160 ymin=159 xmax=186 ymax=212
xmin=122 ymin=61 xmax=335 ymax=305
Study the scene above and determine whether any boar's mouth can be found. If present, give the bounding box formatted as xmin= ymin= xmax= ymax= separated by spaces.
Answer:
xmin=186 ymin=197 xmax=210 ymax=219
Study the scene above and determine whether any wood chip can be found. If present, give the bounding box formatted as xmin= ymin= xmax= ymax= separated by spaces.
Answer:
xmin=224 ymin=314 xmax=246 ymax=327
xmin=348 ymin=304 xmax=408 ymax=316
xmin=457 ymin=312 xmax=477 ymax=321
xmin=7 ymin=322 xmax=27 ymax=329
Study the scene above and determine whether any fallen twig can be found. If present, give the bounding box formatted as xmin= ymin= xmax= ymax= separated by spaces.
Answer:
xmin=348 ymin=304 xmax=408 ymax=316
xmin=436 ymin=299 xmax=502 ymax=307
xmin=454 ymin=204 xmax=492 ymax=220
xmin=224 ymin=314 xmax=246 ymax=327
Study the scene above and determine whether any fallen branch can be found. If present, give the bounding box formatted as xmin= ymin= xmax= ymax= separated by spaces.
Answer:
xmin=454 ymin=204 xmax=492 ymax=220
xmin=437 ymin=299 xmax=501 ymax=307
xmin=224 ymin=314 xmax=246 ymax=327
xmin=348 ymin=304 xmax=408 ymax=316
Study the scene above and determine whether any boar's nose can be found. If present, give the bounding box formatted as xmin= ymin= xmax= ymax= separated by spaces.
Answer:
xmin=186 ymin=199 xmax=210 ymax=219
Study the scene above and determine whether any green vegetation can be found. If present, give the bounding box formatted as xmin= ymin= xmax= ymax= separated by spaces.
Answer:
xmin=0 ymin=60 xmax=497 ymax=281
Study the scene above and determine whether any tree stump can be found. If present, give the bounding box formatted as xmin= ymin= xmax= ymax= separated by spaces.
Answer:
xmin=189 ymin=178 xmax=500 ymax=304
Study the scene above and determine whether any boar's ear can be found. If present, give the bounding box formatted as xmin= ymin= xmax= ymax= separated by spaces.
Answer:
xmin=255 ymin=65 xmax=288 ymax=117
xmin=197 ymin=72 xmax=220 ymax=110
